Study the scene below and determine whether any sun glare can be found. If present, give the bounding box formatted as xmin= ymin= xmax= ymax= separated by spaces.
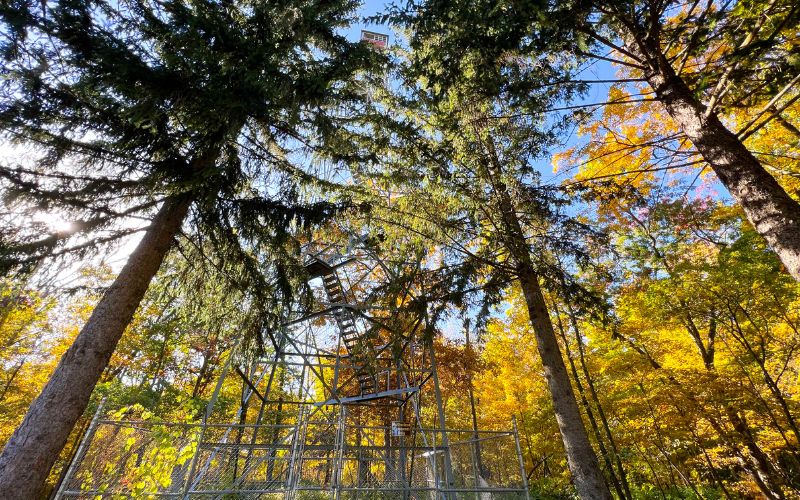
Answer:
xmin=33 ymin=212 xmax=74 ymax=234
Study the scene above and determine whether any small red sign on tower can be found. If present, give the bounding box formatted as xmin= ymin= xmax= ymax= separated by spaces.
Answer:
xmin=361 ymin=30 xmax=389 ymax=49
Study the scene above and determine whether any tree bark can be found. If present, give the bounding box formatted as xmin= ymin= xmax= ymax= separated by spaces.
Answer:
xmin=566 ymin=306 xmax=632 ymax=500
xmin=517 ymin=266 xmax=612 ymax=499
xmin=631 ymin=36 xmax=800 ymax=281
xmin=553 ymin=305 xmax=627 ymax=499
xmin=0 ymin=194 xmax=192 ymax=499
xmin=473 ymin=113 xmax=612 ymax=499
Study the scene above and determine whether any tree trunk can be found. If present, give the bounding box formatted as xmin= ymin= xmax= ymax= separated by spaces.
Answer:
xmin=553 ymin=304 xmax=626 ymax=499
xmin=0 ymin=194 xmax=192 ymax=499
xmin=464 ymin=329 xmax=488 ymax=479
xmin=517 ymin=266 xmax=613 ymax=499
xmin=473 ymin=113 xmax=611 ymax=499
xmin=566 ymin=306 xmax=632 ymax=499
xmin=0 ymin=360 xmax=24 ymax=403
xmin=632 ymin=37 xmax=800 ymax=281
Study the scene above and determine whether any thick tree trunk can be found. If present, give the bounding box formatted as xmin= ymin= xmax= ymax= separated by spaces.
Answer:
xmin=634 ymin=39 xmax=800 ymax=281
xmin=554 ymin=306 xmax=626 ymax=499
xmin=566 ymin=306 xmax=632 ymax=499
xmin=0 ymin=194 xmax=192 ymax=499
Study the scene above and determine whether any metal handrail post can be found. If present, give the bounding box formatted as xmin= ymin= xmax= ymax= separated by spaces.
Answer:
xmin=53 ymin=397 xmax=107 ymax=499
xmin=512 ymin=416 xmax=531 ymax=500
xmin=333 ymin=405 xmax=347 ymax=500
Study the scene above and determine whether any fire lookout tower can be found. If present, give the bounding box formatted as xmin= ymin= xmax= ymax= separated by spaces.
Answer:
xmin=56 ymin=242 xmax=530 ymax=499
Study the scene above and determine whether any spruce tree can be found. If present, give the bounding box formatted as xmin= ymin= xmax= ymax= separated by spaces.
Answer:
xmin=0 ymin=0 xmax=378 ymax=495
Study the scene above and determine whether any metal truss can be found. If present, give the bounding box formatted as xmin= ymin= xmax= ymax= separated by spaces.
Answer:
xmin=56 ymin=242 xmax=530 ymax=499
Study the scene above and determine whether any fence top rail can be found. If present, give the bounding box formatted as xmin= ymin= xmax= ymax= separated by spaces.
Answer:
xmin=95 ymin=419 xmax=515 ymax=435
xmin=95 ymin=420 xmax=298 ymax=429
xmin=63 ymin=486 xmax=528 ymax=495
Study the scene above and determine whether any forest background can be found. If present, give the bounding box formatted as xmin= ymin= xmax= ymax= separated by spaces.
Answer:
xmin=1 ymin=0 xmax=799 ymax=498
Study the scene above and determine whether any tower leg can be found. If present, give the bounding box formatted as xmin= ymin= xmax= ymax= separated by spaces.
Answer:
xmin=428 ymin=338 xmax=455 ymax=500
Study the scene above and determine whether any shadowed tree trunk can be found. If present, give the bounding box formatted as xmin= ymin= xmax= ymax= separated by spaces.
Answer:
xmin=516 ymin=264 xmax=613 ymax=500
xmin=553 ymin=304 xmax=627 ymax=499
xmin=487 ymin=169 xmax=611 ymax=498
xmin=0 ymin=193 xmax=193 ymax=499
xmin=565 ymin=305 xmax=632 ymax=499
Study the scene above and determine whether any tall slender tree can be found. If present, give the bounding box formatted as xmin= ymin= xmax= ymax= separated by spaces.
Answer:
xmin=0 ymin=0 xmax=378 ymax=496
xmin=341 ymin=44 xmax=613 ymax=497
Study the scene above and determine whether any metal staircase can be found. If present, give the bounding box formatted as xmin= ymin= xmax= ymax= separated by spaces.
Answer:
xmin=306 ymin=258 xmax=378 ymax=396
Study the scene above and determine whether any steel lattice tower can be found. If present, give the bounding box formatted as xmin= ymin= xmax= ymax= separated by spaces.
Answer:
xmin=56 ymin=242 xmax=530 ymax=499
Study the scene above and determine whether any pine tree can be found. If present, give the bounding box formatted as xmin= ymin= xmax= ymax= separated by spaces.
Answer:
xmin=0 ymin=0 xmax=378 ymax=495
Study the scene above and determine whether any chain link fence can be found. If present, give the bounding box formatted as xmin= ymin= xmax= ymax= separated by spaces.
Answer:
xmin=57 ymin=416 xmax=528 ymax=499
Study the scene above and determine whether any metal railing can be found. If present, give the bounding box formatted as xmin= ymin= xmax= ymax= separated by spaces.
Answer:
xmin=56 ymin=416 xmax=529 ymax=499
